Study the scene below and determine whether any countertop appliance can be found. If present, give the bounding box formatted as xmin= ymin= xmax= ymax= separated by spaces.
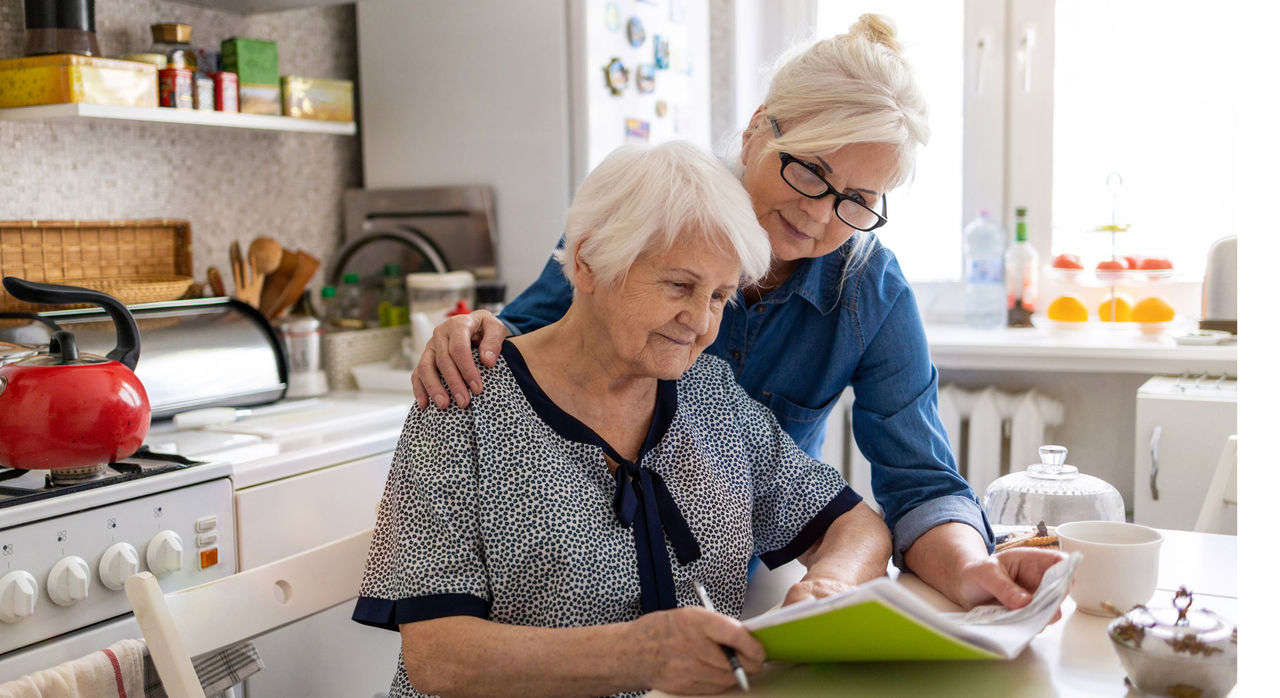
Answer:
xmin=356 ymin=0 xmax=711 ymax=296
xmin=1133 ymin=372 xmax=1237 ymax=533
xmin=0 ymin=453 xmax=236 ymax=681
xmin=0 ymin=298 xmax=288 ymax=417
xmin=1200 ymin=235 xmax=1236 ymax=334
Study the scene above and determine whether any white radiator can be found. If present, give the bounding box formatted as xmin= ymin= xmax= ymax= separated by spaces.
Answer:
xmin=834 ymin=386 xmax=1065 ymax=509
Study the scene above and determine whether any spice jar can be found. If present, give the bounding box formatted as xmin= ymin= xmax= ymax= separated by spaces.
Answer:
xmin=150 ymin=23 xmax=198 ymax=72
xmin=1107 ymin=587 xmax=1237 ymax=697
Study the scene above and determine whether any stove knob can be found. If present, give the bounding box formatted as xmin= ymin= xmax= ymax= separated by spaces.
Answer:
xmin=47 ymin=556 xmax=91 ymax=606
xmin=99 ymin=542 xmax=140 ymax=591
xmin=146 ymin=530 xmax=185 ymax=576
xmin=0 ymin=570 xmax=39 ymax=623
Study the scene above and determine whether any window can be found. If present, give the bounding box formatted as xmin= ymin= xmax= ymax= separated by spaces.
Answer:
xmin=810 ymin=0 xmax=1244 ymax=288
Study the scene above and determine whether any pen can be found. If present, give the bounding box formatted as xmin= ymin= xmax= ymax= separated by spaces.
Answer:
xmin=693 ymin=580 xmax=750 ymax=692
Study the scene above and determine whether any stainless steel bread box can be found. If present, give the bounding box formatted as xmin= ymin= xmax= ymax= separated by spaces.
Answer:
xmin=1 ymin=298 xmax=287 ymax=417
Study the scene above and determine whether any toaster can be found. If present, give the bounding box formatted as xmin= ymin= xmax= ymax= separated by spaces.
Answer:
xmin=1200 ymin=236 xmax=1236 ymax=334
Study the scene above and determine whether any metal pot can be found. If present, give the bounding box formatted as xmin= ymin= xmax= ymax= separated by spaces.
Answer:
xmin=0 ymin=277 xmax=150 ymax=469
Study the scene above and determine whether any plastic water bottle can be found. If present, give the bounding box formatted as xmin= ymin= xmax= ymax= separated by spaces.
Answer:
xmin=963 ymin=211 xmax=1006 ymax=329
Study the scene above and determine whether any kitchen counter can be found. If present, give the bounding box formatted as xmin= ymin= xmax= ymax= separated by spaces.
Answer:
xmin=925 ymin=324 xmax=1237 ymax=374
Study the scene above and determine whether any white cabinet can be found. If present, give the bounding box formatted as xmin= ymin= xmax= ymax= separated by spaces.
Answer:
xmin=1133 ymin=375 xmax=1236 ymax=532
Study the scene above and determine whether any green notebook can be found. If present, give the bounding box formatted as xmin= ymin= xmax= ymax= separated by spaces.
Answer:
xmin=743 ymin=553 xmax=1079 ymax=662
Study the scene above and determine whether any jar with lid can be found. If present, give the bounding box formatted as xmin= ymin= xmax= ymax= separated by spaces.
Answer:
xmin=474 ymin=280 xmax=507 ymax=315
xmin=150 ymin=23 xmax=198 ymax=71
xmin=1108 ymin=587 xmax=1236 ymax=697
xmin=407 ymin=271 xmax=476 ymax=329
xmin=982 ymin=445 xmax=1125 ymax=526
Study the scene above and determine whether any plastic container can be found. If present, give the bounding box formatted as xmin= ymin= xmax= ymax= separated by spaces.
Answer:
xmin=982 ymin=445 xmax=1125 ymax=526
xmin=963 ymin=211 xmax=1006 ymax=329
xmin=407 ymin=271 xmax=475 ymax=329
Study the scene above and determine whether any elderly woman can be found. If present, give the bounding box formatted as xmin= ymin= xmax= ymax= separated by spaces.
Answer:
xmin=353 ymin=141 xmax=890 ymax=697
xmin=411 ymin=14 xmax=1066 ymax=614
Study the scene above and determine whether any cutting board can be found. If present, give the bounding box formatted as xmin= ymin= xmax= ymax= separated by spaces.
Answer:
xmin=199 ymin=399 xmax=409 ymax=440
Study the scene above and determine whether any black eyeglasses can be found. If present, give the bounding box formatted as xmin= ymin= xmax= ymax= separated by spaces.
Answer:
xmin=770 ymin=118 xmax=888 ymax=232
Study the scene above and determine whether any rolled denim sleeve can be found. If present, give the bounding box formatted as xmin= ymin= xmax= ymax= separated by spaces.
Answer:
xmin=849 ymin=252 xmax=994 ymax=569
xmin=498 ymin=242 xmax=573 ymax=336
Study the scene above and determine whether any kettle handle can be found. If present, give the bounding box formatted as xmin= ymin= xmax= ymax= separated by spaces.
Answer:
xmin=2 ymin=277 xmax=141 ymax=371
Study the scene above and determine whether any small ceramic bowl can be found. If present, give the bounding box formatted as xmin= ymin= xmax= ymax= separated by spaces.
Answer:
xmin=1107 ymin=587 xmax=1236 ymax=697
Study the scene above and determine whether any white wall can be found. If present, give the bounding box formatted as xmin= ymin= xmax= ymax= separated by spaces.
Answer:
xmin=356 ymin=0 xmax=574 ymax=296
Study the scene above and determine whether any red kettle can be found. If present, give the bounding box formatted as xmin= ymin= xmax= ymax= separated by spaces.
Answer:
xmin=0 ymin=277 xmax=150 ymax=469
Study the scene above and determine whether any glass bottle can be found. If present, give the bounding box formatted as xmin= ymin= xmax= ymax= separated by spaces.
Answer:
xmin=328 ymin=273 xmax=365 ymax=330
xmin=377 ymin=264 xmax=409 ymax=327
xmin=1004 ymin=206 xmax=1039 ymax=328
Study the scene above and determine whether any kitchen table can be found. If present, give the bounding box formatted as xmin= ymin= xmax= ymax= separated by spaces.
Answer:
xmin=652 ymin=529 xmax=1238 ymax=697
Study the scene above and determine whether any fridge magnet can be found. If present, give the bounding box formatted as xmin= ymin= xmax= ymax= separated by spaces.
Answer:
xmin=625 ymin=118 xmax=650 ymax=143
xmin=603 ymin=58 xmax=629 ymax=96
xmin=604 ymin=1 xmax=621 ymax=31
xmin=626 ymin=16 xmax=646 ymax=48
xmin=654 ymin=35 xmax=670 ymax=69
xmin=655 ymin=99 xmax=669 ymax=118
xmin=635 ymin=64 xmax=656 ymax=93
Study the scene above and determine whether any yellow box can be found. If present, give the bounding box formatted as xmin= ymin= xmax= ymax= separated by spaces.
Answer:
xmin=0 ymin=54 xmax=158 ymax=109
xmin=280 ymin=75 xmax=353 ymax=122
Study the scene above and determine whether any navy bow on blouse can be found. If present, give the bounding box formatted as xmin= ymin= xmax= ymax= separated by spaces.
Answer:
xmin=612 ymin=458 xmax=702 ymax=612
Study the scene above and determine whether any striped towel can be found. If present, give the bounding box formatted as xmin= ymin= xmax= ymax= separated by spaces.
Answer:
xmin=142 ymin=642 xmax=262 ymax=698
xmin=0 ymin=639 xmax=146 ymax=698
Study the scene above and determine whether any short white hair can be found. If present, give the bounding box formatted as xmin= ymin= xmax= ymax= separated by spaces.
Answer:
xmin=555 ymin=141 xmax=771 ymax=290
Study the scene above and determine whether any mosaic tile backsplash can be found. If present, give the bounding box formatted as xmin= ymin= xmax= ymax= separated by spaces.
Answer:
xmin=0 ymin=0 xmax=361 ymax=294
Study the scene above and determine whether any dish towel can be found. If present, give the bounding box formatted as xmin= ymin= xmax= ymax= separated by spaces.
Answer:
xmin=142 ymin=641 xmax=263 ymax=698
xmin=0 ymin=638 xmax=147 ymax=698
xmin=0 ymin=640 xmax=261 ymax=698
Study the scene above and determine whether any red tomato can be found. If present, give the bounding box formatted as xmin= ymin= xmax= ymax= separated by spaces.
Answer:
xmin=1096 ymin=259 xmax=1126 ymax=271
xmin=1053 ymin=253 xmax=1084 ymax=270
xmin=1139 ymin=257 xmax=1173 ymax=270
xmin=1123 ymin=255 xmax=1142 ymax=269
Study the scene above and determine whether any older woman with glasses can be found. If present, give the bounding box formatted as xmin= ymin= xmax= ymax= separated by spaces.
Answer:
xmin=355 ymin=141 xmax=892 ymax=697
xmin=410 ymin=15 xmax=1064 ymax=615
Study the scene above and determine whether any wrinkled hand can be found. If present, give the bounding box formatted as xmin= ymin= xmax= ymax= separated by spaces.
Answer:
xmin=955 ymin=547 xmax=1068 ymax=622
xmin=410 ymin=310 xmax=508 ymax=409
xmin=631 ymin=606 xmax=765 ymax=695
xmin=782 ymin=575 xmax=858 ymax=607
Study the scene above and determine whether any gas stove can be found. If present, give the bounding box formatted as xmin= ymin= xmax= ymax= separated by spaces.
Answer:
xmin=0 ymin=450 xmax=210 ymax=509
xmin=0 ymin=451 xmax=235 ymax=670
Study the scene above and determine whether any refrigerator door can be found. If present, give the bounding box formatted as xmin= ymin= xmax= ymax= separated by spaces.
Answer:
xmin=1132 ymin=375 xmax=1237 ymax=532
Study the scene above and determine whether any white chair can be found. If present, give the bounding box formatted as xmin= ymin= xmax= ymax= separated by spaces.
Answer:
xmin=125 ymin=528 xmax=374 ymax=698
xmin=1194 ymin=435 xmax=1237 ymax=535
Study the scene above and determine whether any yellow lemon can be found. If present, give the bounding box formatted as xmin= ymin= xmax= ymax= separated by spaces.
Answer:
xmin=1047 ymin=295 xmax=1088 ymax=322
xmin=1131 ymin=297 xmax=1175 ymax=323
xmin=1098 ymin=294 xmax=1134 ymax=322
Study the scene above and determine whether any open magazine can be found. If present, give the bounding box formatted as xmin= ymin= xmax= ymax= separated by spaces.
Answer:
xmin=742 ymin=552 xmax=1080 ymax=662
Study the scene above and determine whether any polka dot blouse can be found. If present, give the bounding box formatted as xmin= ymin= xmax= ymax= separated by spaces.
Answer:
xmin=353 ymin=341 xmax=859 ymax=696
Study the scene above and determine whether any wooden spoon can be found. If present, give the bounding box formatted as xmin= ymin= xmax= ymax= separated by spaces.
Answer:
xmin=246 ymin=237 xmax=284 ymax=308
xmin=229 ymin=241 xmax=246 ymax=302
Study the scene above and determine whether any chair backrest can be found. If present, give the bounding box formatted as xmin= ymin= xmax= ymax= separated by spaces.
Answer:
xmin=126 ymin=528 xmax=373 ymax=698
xmin=1194 ymin=435 xmax=1237 ymax=535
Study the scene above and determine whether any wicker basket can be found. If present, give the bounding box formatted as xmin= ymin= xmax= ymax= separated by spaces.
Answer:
xmin=0 ymin=219 xmax=194 ymax=312
xmin=323 ymin=325 xmax=410 ymax=391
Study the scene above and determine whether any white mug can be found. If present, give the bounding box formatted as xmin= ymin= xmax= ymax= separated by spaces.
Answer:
xmin=1056 ymin=521 xmax=1163 ymax=616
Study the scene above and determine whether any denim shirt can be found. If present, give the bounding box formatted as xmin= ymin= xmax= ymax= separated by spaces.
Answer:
xmin=499 ymin=237 xmax=994 ymax=568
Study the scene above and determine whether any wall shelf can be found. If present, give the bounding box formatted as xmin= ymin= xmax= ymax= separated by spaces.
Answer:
xmin=0 ymin=103 xmax=356 ymax=135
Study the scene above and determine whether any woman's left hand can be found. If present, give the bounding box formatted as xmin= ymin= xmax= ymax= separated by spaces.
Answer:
xmin=954 ymin=547 xmax=1067 ymax=619
xmin=782 ymin=575 xmax=857 ymax=606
